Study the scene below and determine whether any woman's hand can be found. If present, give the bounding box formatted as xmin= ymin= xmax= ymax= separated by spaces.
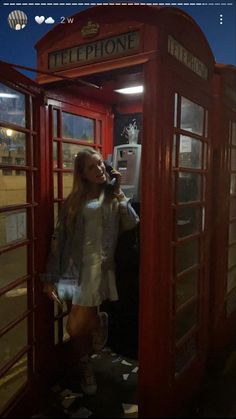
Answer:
xmin=110 ymin=169 xmax=122 ymax=195
xmin=43 ymin=283 xmax=56 ymax=300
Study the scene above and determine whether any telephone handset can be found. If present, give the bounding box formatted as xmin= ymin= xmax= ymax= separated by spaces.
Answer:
xmin=104 ymin=162 xmax=117 ymax=187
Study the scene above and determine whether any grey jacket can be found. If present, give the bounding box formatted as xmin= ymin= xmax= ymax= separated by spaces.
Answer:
xmin=41 ymin=195 xmax=139 ymax=284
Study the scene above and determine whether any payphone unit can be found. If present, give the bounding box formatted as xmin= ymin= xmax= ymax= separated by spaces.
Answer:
xmin=112 ymin=144 xmax=141 ymax=202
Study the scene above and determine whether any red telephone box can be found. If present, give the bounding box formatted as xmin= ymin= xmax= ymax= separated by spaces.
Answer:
xmin=2 ymin=4 xmax=234 ymax=418
xmin=210 ymin=65 xmax=236 ymax=359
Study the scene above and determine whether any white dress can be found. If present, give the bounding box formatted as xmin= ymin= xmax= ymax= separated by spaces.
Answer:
xmin=57 ymin=198 xmax=119 ymax=306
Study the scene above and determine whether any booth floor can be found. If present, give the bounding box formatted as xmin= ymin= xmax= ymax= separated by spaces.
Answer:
xmin=29 ymin=341 xmax=236 ymax=418
xmin=31 ymin=347 xmax=138 ymax=418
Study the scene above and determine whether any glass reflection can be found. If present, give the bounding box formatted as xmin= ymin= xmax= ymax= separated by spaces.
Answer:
xmin=180 ymin=97 xmax=204 ymax=136
xmin=179 ymin=136 xmax=202 ymax=169
xmin=0 ymin=319 xmax=27 ymax=369
xmin=63 ymin=173 xmax=73 ymax=198
xmin=53 ymin=142 xmax=58 ymax=168
xmin=0 ymin=210 xmax=27 ymax=247
xmin=0 ymin=282 xmax=27 ymax=329
xmin=176 ymin=239 xmax=199 ymax=274
xmin=230 ymin=174 xmax=236 ymax=195
xmin=62 ymin=112 xmax=95 ymax=142
xmin=62 ymin=144 xmax=91 ymax=169
xmin=177 ymin=172 xmax=201 ymax=203
xmin=0 ymin=127 xmax=26 ymax=169
xmin=228 ymin=244 xmax=236 ymax=270
xmin=0 ymin=246 xmax=27 ymax=289
xmin=0 ymin=83 xmax=25 ymax=127
xmin=232 ymin=121 xmax=236 ymax=146
xmin=176 ymin=207 xmax=201 ymax=238
xmin=176 ymin=301 xmax=197 ymax=340
xmin=176 ymin=270 xmax=198 ymax=308
xmin=230 ymin=198 xmax=236 ymax=220
xmin=0 ymin=354 xmax=27 ymax=411
xmin=229 ymin=221 xmax=236 ymax=245
xmin=0 ymin=170 xmax=27 ymax=206
xmin=227 ymin=268 xmax=236 ymax=293
xmin=231 ymin=149 xmax=236 ymax=171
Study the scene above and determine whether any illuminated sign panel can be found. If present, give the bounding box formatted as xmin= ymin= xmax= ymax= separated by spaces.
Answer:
xmin=168 ymin=35 xmax=208 ymax=80
xmin=48 ymin=31 xmax=140 ymax=69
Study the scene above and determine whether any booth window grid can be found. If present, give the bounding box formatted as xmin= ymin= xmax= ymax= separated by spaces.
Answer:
xmin=0 ymin=81 xmax=38 ymax=410
xmin=172 ymin=93 xmax=208 ymax=375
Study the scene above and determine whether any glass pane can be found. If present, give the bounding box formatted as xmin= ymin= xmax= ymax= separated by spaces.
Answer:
xmin=63 ymin=173 xmax=73 ymax=198
xmin=0 ymin=83 xmax=25 ymax=127
xmin=230 ymin=198 xmax=236 ymax=220
xmin=232 ymin=122 xmax=236 ymax=146
xmin=0 ymin=319 xmax=27 ymax=370
xmin=53 ymin=142 xmax=58 ymax=168
xmin=180 ymin=97 xmax=204 ymax=136
xmin=0 ymin=210 xmax=27 ymax=247
xmin=0 ymin=282 xmax=27 ymax=329
xmin=54 ymin=203 xmax=58 ymax=228
xmin=0 ymin=354 xmax=27 ymax=412
xmin=229 ymin=222 xmax=236 ymax=245
xmin=179 ymin=136 xmax=202 ymax=169
xmin=0 ymin=127 xmax=26 ymax=166
xmin=174 ymin=93 xmax=178 ymax=127
xmin=0 ymin=246 xmax=27 ymax=289
xmin=177 ymin=172 xmax=201 ymax=203
xmin=97 ymin=120 xmax=102 ymax=145
xmin=175 ymin=334 xmax=197 ymax=374
xmin=176 ymin=270 xmax=198 ymax=308
xmin=227 ymin=267 xmax=236 ymax=293
xmin=205 ymin=110 xmax=208 ymax=137
xmin=0 ymin=170 xmax=27 ymax=207
xmin=176 ymin=301 xmax=197 ymax=341
xmin=230 ymin=174 xmax=236 ymax=195
xmin=228 ymin=244 xmax=236 ymax=270
xmin=53 ymin=109 xmax=58 ymax=138
xmin=227 ymin=288 xmax=236 ymax=317
xmin=172 ymin=135 xmax=177 ymax=167
xmin=53 ymin=173 xmax=58 ymax=199
xmin=177 ymin=207 xmax=201 ymax=238
xmin=62 ymin=143 xmax=91 ymax=169
xmin=62 ymin=112 xmax=95 ymax=142
xmin=231 ymin=148 xmax=236 ymax=170
xmin=176 ymin=239 xmax=199 ymax=274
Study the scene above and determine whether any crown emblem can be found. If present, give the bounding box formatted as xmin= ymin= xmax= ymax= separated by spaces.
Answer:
xmin=81 ymin=20 xmax=100 ymax=38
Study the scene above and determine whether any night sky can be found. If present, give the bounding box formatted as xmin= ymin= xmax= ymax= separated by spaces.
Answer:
xmin=0 ymin=0 xmax=235 ymax=80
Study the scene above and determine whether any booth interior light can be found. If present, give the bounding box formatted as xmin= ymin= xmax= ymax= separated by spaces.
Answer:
xmin=115 ymin=85 xmax=143 ymax=95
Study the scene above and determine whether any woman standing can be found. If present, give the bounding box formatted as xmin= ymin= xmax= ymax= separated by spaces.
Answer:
xmin=42 ymin=148 xmax=139 ymax=395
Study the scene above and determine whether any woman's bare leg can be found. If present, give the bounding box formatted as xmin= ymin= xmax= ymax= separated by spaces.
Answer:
xmin=66 ymin=305 xmax=98 ymax=359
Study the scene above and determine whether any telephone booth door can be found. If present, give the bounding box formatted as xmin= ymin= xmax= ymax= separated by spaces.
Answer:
xmin=0 ymin=61 xmax=51 ymax=417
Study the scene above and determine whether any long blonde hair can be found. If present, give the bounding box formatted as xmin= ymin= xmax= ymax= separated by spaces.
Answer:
xmin=64 ymin=148 xmax=112 ymax=229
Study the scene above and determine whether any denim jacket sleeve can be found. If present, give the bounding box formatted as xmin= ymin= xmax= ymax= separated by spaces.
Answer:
xmin=40 ymin=203 xmax=68 ymax=284
xmin=118 ymin=195 xmax=140 ymax=232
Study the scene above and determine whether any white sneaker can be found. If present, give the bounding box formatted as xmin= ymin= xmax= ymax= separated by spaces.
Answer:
xmin=92 ymin=311 xmax=108 ymax=352
xmin=79 ymin=360 xmax=97 ymax=396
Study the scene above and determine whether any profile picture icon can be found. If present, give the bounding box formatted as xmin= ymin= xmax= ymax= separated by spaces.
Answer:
xmin=8 ymin=10 xmax=28 ymax=30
